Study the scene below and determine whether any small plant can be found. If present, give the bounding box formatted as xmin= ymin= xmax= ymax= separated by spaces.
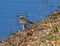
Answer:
xmin=49 ymin=35 xmax=56 ymax=41
xmin=53 ymin=25 xmax=59 ymax=32
xmin=56 ymin=34 xmax=60 ymax=40
xmin=41 ymin=20 xmax=48 ymax=24
xmin=51 ymin=15 xmax=57 ymax=19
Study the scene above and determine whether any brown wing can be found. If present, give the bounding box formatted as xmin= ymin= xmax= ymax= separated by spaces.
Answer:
xmin=20 ymin=18 xmax=33 ymax=24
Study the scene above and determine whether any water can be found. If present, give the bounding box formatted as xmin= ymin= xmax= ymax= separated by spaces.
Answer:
xmin=0 ymin=0 xmax=58 ymax=40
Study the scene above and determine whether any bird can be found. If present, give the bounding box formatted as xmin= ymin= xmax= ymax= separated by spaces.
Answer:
xmin=18 ymin=13 xmax=33 ymax=30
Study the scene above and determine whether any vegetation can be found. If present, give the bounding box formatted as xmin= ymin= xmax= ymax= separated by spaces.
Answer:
xmin=0 ymin=11 xmax=60 ymax=46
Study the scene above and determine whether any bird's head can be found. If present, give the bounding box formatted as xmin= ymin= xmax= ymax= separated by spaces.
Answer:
xmin=18 ymin=13 xmax=23 ymax=18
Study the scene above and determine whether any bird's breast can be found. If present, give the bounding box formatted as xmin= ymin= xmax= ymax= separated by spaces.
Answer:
xmin=19 ymin=19 xmax=28 ymax=24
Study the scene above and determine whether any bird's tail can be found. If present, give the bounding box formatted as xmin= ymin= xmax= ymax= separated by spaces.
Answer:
xmin=29 ymin=21 xmax=33 ymax=24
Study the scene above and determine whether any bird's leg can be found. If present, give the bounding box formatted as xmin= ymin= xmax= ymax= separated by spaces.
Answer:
xmin=24 ymin=24 xmax=27 ymax=28
xmin=22 ymin=25 xmax=25 ymax=30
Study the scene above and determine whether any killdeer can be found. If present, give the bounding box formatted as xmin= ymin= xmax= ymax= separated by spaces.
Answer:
xmin=18 ymin=13 xmax=33 ymax=30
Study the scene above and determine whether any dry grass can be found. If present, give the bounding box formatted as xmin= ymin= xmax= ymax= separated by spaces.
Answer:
xmin=0 ymin=11 xmax=60 ymax=46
